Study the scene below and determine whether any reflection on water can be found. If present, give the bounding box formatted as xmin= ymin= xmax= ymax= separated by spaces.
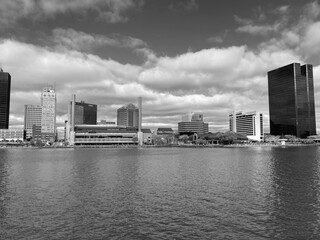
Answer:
xmin=269 ymin=147 xmax=320 ymax=239
xmin=0 ymin=146 xmax=320 ymax=239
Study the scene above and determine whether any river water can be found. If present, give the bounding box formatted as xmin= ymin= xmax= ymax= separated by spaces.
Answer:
xmin=0 ymin=146 xmax=320 ymax=239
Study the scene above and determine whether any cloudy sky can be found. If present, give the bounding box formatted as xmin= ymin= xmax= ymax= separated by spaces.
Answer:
xmin=1 ymin=0 xmax=320 ymax=132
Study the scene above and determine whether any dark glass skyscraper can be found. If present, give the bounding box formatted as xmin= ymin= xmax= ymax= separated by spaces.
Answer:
xmin=0 ymin=68 xmax=11 ymax=129
xmin=74 ymin=101 xmax=97 ymax=125
xmin=268 ymin=63 xmax=316 ymax=138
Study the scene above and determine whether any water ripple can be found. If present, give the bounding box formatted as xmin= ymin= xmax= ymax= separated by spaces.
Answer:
xmin=0 ymin=147 xmax=320 ymax=239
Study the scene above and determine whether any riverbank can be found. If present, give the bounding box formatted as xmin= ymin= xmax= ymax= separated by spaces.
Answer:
xmin=1 ymin=142 xmax=320 ymax=149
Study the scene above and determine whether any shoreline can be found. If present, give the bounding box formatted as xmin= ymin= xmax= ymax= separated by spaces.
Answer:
xmin=1 ymin=142 xmax=320 ymax=149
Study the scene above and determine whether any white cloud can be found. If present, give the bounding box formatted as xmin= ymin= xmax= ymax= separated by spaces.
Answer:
xmin=52 ymin=28 xmax=147 ymax=51
xmin=0 ymin=39 xmax=272 ymax=131
xmin=3 ymin=1 xmax=320 ymax=132
xmin=0 ymin=30 xmax=311 ymax=131
xmin=299 ymin=22 xmax=320 ymax=64
xmin=0 ymin=0 xmax=143 ymax=28
xmin=234 ymin=15 xmax=252 ymax=25
xmin=274 ymin=5 xmax=290 ymax=14
xmin=236 ymin=24 xmax=280 ymax=35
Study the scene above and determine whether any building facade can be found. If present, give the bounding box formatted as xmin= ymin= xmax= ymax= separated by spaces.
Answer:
xmin=117 ymin=103 xmax=139 ymax=127
xmin=0 ymin=128 xmax=24 ymax=141
xmin=0 ymin=68 xmax=11 ymax=129
xmin=41 ymin=86 xmax=56 ymax=141
xmin=229 ymin=111 xmax=263 ymax=141
xmin=157 ymin=128 xmax=174 ymax=135
xmin=74 ymin=101 xmax=97 ymax=125
xmin=268 ymin=63 xmax=316 ymax=138
xmin=178 ymin=112 xmax=209 ymax=135
xmin=24 ymin=104 xmax=42 ymax=140
xmin=70 ymin=125 xmax=141 ymax=145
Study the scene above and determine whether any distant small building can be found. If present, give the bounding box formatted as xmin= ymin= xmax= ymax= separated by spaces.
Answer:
xmin=24 ymin=104 xmax=42 ymax=140
xmin=98 ymin=120 xmax=116 ymax=125
xmin=178 ymin=112 xmax=209 ymax=135
xmin=0 ymin=128 xmax=24 ymax=141
xmin=142 ymin=129 xmax=152 ymax=144
xmin=117 ymin=103 xmax=139 ymax=127
xmin=32 ymin=125 xmax=42 ymax=142
xmin=157 ymin=128 xmax=174 ymax=135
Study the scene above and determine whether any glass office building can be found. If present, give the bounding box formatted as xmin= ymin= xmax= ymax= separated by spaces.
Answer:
xmin=0 ymin=68 xmax=11 ymax=129
xmin=268 ymin=63 xmax=316 ymax=138
xmin=117 ymin=104 xmax=139 ymax=127
xmin=74 ymin=101 xmax=97 ymax=125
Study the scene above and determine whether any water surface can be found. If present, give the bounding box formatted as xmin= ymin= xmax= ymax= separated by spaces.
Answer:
xmin=1 ymin=146 xmax=320 ymax=239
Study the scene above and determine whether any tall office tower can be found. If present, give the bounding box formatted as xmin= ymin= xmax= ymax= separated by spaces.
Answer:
xmin=178 ymin=112 xmax=209 ymax=135
xmin=41 ymin=86 xmax=56 ymax=141
xmin=229 ymin=111 xmax=263 ymax=141
xmin=0 ymin=68 xmax=11 ymax=129
xmin=268 ymin=63 xmax=316 ymax=138
xmin=24 ymin=104 xmax=42 ymax=140
xmin=117 ymin=103 xmax=139 ymax=127
xmin=74 ymin=101 xmax=97 ymax=125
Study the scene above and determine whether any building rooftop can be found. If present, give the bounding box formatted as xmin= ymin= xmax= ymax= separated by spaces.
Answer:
xmin=157 ymin=128 xmax=173 ymax=131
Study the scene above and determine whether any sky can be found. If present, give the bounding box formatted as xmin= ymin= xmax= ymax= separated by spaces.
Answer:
xmin=1 ymin=0 xmax=320 ymax=132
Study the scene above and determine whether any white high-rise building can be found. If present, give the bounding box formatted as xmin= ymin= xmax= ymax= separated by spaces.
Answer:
xmin=229 ymin=111 xmax=263 ymax=141
xmin=24 ymin=104 xmax=42 ymax=139
xmin=41 ymin=86 xmax=56 ymax=141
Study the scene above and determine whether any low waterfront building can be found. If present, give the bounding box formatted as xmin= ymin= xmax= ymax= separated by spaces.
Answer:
xmin=0 ymin=127 xmax=24 ymax=141
xmin=142 ymin=129 xmax=152 ymax=144
xmin=72 ymin=125 xmax=137 ymax=145
xmin=229 ymin=111 xmax=263 ymax=141
xmin=69 ymin=125 xmax=152 ymax=146
xmin=157 ymin=128 xmax=174 ymax=135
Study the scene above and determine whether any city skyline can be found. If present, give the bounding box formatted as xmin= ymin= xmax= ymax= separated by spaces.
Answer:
xmin=1 ymin=1 xmax=320 ymax=132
